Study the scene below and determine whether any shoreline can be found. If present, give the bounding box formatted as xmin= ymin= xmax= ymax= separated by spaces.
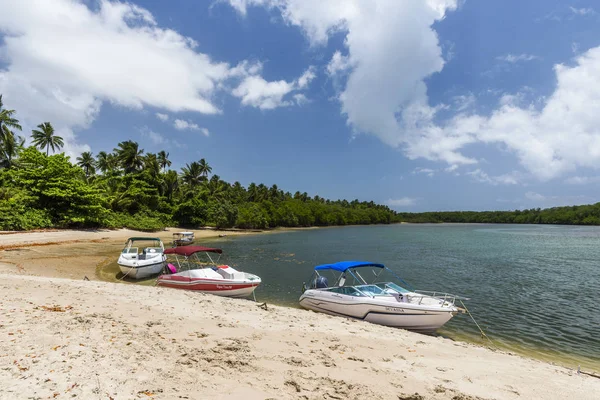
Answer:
xmin=1 ymin=273 xmax=599 ymax=399
xmin=1 ymin=228 xmax=598 ymax=380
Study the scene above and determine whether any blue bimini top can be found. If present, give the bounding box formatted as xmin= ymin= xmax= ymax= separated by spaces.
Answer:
xmin=314 ymin=261 xmax=385 ymax=272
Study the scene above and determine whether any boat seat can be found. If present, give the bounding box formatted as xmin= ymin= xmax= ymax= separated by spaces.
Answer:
xmin=315 ymin=276 xmax=328 ymax=288
xmin=166 ymin=263 xmax=177 ymax=274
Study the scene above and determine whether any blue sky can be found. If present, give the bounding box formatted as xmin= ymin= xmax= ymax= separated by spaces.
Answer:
xmin=1 ymin=0 xmax=600 ymax=211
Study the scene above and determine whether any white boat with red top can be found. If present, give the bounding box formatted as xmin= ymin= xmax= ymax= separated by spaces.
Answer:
xmin=156 ymin=245 xmax=261 ymax=298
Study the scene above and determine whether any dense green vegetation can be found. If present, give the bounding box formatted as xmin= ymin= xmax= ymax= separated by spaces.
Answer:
xmin=0 ymin=95 xmax=396 ymax=231
xmin=396 ymin=205 xmax=600 ymax=225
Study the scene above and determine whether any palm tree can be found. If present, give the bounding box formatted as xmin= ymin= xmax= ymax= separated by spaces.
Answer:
xmin=96 ymin=151 xmax=110 ymax=174
xmin=76 ymin=151 xmax=96 ymax=178
xmin=0 ymin=95 xmax=23 ymax=168
xmin=114 ymin=140 xmax=144 ymax=174
xmin=97 ymin=151 xmax=120 ymax=175
xmin=204 ymin=174 xmax=227 ymax=198
xmin=143 ymin=153 xmax=161 ymax=179
xmin=157 ymin=150 xmax=171 ymax=172
xmin=198 ymin=158 xmax=212 ymax=179
xmin=181 ymin=161 xmax=203 ymax=188
xmin=0 ymin=130 xmax=24 ymax=169
xmin=162 ymin=170 xmax=179 ymax=201
xmin=31 ymin=122 xmax=64 ymax=156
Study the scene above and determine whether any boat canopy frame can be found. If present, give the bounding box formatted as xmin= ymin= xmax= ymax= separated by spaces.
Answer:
xmin=307 ymin=261 xmax=415 ymax=291
xmin=164 ymin=246 xmax=224 ymax=273
xmin=122 ymin=237 xmax=164 ymax=254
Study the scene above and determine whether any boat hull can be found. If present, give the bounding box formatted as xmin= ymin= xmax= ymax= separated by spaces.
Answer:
xmin=156 ymin=275 xmax=260 ymax=298
xmin=173 ymin=240 xmax=194 ymax=246
xmin=117 ymin=260 xmax=165 ymax=279
xmin=299 ymin=291 xmax=455 ymax=332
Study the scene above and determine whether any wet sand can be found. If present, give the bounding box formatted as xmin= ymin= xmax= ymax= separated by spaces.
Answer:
xmin=1 ymin=229 xmax=599 ymax=399
xmin=0 ymin=228 xmax=262 ymax=280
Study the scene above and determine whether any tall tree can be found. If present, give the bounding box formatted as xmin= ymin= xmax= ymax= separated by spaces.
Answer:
xmin=114 ymin=140 xmax=144 ymax=174
xmin=96 ymin=151 xmax=110 ymax=174
xmin=76 ymin=151 xmax=96 ymax=178
xmin=96 ymin=151 xmax=119 ymax=175
xmin=162 ymin=170 xmax=179 ymax=201
xmin=31 ymin=122 xmax=64 ymax=156
xmin=0 ymin=95 xmax=23 ymax=168
xmin=198 ymin=158 xmax=212 ymax=179
xmin=143 ymin=153 xmax=161 ymax=179
xmin=157 ymin=150 xmax=171 ymax=172
xmin=181 ymin=161 xmax=203 ymax=188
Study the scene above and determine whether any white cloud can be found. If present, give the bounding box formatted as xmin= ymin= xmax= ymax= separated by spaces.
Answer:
xmin=467 ymin=169 xmax=521 ymax=185
xmin=156 ymin=113 xmax=169 ymax=122
xmin=174 ymin=119 xmax=200 ymax=131
xmin=386 ymin=197 xmax=416 ymax=207
xmin=173 ymin=119 xmax=210 ymax=136
xmin=326 ymin=51 xmax=352 ymax=76
xmin=412 ymin=167 xmax=435 ymax=177
xmin=232 ymin=66 xmax=316 ymax=110
xmin=140 ymin=127 xmax=167 ymax=146
xmin=292 ymin=93 xmax=309 ymax=105
xmin=496 ymin=54 xmax=539 ymax=63
xmin=570 ymin=7 xmax=595 ymax=16
xmin=0 ymin=0 xmax=304 ymax=157
xmin=229 ymin=1 xmax=600 ymax=182
xmin=564 ymin=175 xmax=600 ymax=185
xmin=452 ymin=93 xmax=475 ymax=112
xmin=297 ymin=66 xmax=316 ymax=88
xmin=525 ymin=191 xmax=545 ymax=201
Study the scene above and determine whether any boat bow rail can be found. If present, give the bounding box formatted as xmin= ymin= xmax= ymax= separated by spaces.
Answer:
xmin=409 ymin=290 xmax=470 ymax=308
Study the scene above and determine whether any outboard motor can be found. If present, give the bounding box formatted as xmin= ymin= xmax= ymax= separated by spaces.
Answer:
xmin=315 ymin=276 xmax=328 ymax=289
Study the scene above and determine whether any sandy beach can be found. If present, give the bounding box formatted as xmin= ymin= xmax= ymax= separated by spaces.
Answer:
xmin=0 ymin=228 xmax=263 ymax=280
xmin=1 ymin=229 xmax=599 ymax=399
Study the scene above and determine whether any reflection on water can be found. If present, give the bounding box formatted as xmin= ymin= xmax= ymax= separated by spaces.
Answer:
xmin=97 ymin=224 xmax=600 ymax=372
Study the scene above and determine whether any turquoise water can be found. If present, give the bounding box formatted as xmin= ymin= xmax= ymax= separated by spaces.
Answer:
xmin=214 ymin=224 xmax=600 ymax=371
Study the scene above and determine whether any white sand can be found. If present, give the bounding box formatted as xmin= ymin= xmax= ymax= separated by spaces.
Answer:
xmin=0 ymin=227 xmax=260 ymax=249
xmin=1 ymin=273 xmax=599 ymax=400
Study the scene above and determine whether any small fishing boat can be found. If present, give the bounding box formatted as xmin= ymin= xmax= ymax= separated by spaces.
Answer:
xmin=117 ymin=237 xmax=167 ymax=279
xmin=156 ymin=246 xmax=261 ymax=298
xmin=299 ymin=261 xmax=465 ymax=332
xmin=173 ymin=231 xmax=195 ymax=247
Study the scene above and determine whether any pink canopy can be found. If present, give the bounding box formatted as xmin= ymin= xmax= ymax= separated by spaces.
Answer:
xmin=164 ymin=246 xmax=223 ymax=256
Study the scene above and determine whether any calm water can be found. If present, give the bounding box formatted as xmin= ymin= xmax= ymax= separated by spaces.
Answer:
xmin=215 ymin=224 xmax=600 ymax=371
xmin=99 ymin=224 xmax=600 ymax=371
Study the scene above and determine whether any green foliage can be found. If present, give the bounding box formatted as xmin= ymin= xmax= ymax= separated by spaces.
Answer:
xmin=103 ymin=211 xmax=171 ymax=232
xmin=14 ymin=147 xmax=108 ymax=227
xmin=236 ymin=203 xmax=269 ymax=229
xmin=0 ymin=188 xmax=52 ymax=230
xmin=173 ymin=198 xmax=207 ymax=227
xmin=395 ymin=203 xmax=600 ymax=226
xmin=0 ymin=93 xmax=400 ymax=231
xmin=207 ymin=201 xmax=238 ymax=229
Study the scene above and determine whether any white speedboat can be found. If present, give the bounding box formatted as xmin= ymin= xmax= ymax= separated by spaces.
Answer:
xmin=156 ymin=246 xmax=261 ymax=298
xmin=172 ymin=231 xmax=195 ymax=247
xmin=117 ymin=237 xmax=166 ymax=279
xmin=299 ymin=261 xmax=465 ymax=332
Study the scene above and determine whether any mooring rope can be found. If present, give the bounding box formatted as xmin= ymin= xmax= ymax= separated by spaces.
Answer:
xmin=459 ymin=299 xmax=497 ymax=349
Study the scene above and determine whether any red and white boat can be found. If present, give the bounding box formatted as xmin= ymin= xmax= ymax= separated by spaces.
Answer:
xmin=156 ymin=246 xmax=261 ymax=298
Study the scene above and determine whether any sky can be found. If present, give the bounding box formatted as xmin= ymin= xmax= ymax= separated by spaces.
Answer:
xmin=1 ymin=0 xmax=600 ymax=212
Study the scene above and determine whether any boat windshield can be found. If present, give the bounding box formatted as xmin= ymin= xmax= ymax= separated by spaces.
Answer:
xmin=327 ymin=286 xmax=365 ymax=296
xmin=355 ymin=285 xmax=387 ymax=296
xmin=376 ymin=282 xmax=410 ymax=294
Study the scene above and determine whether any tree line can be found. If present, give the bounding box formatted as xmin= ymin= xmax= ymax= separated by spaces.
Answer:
xmin=396 ymin=205 xmax=600 ymax=226
xmin=0 ymin=95 xmax=397 ymax=231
